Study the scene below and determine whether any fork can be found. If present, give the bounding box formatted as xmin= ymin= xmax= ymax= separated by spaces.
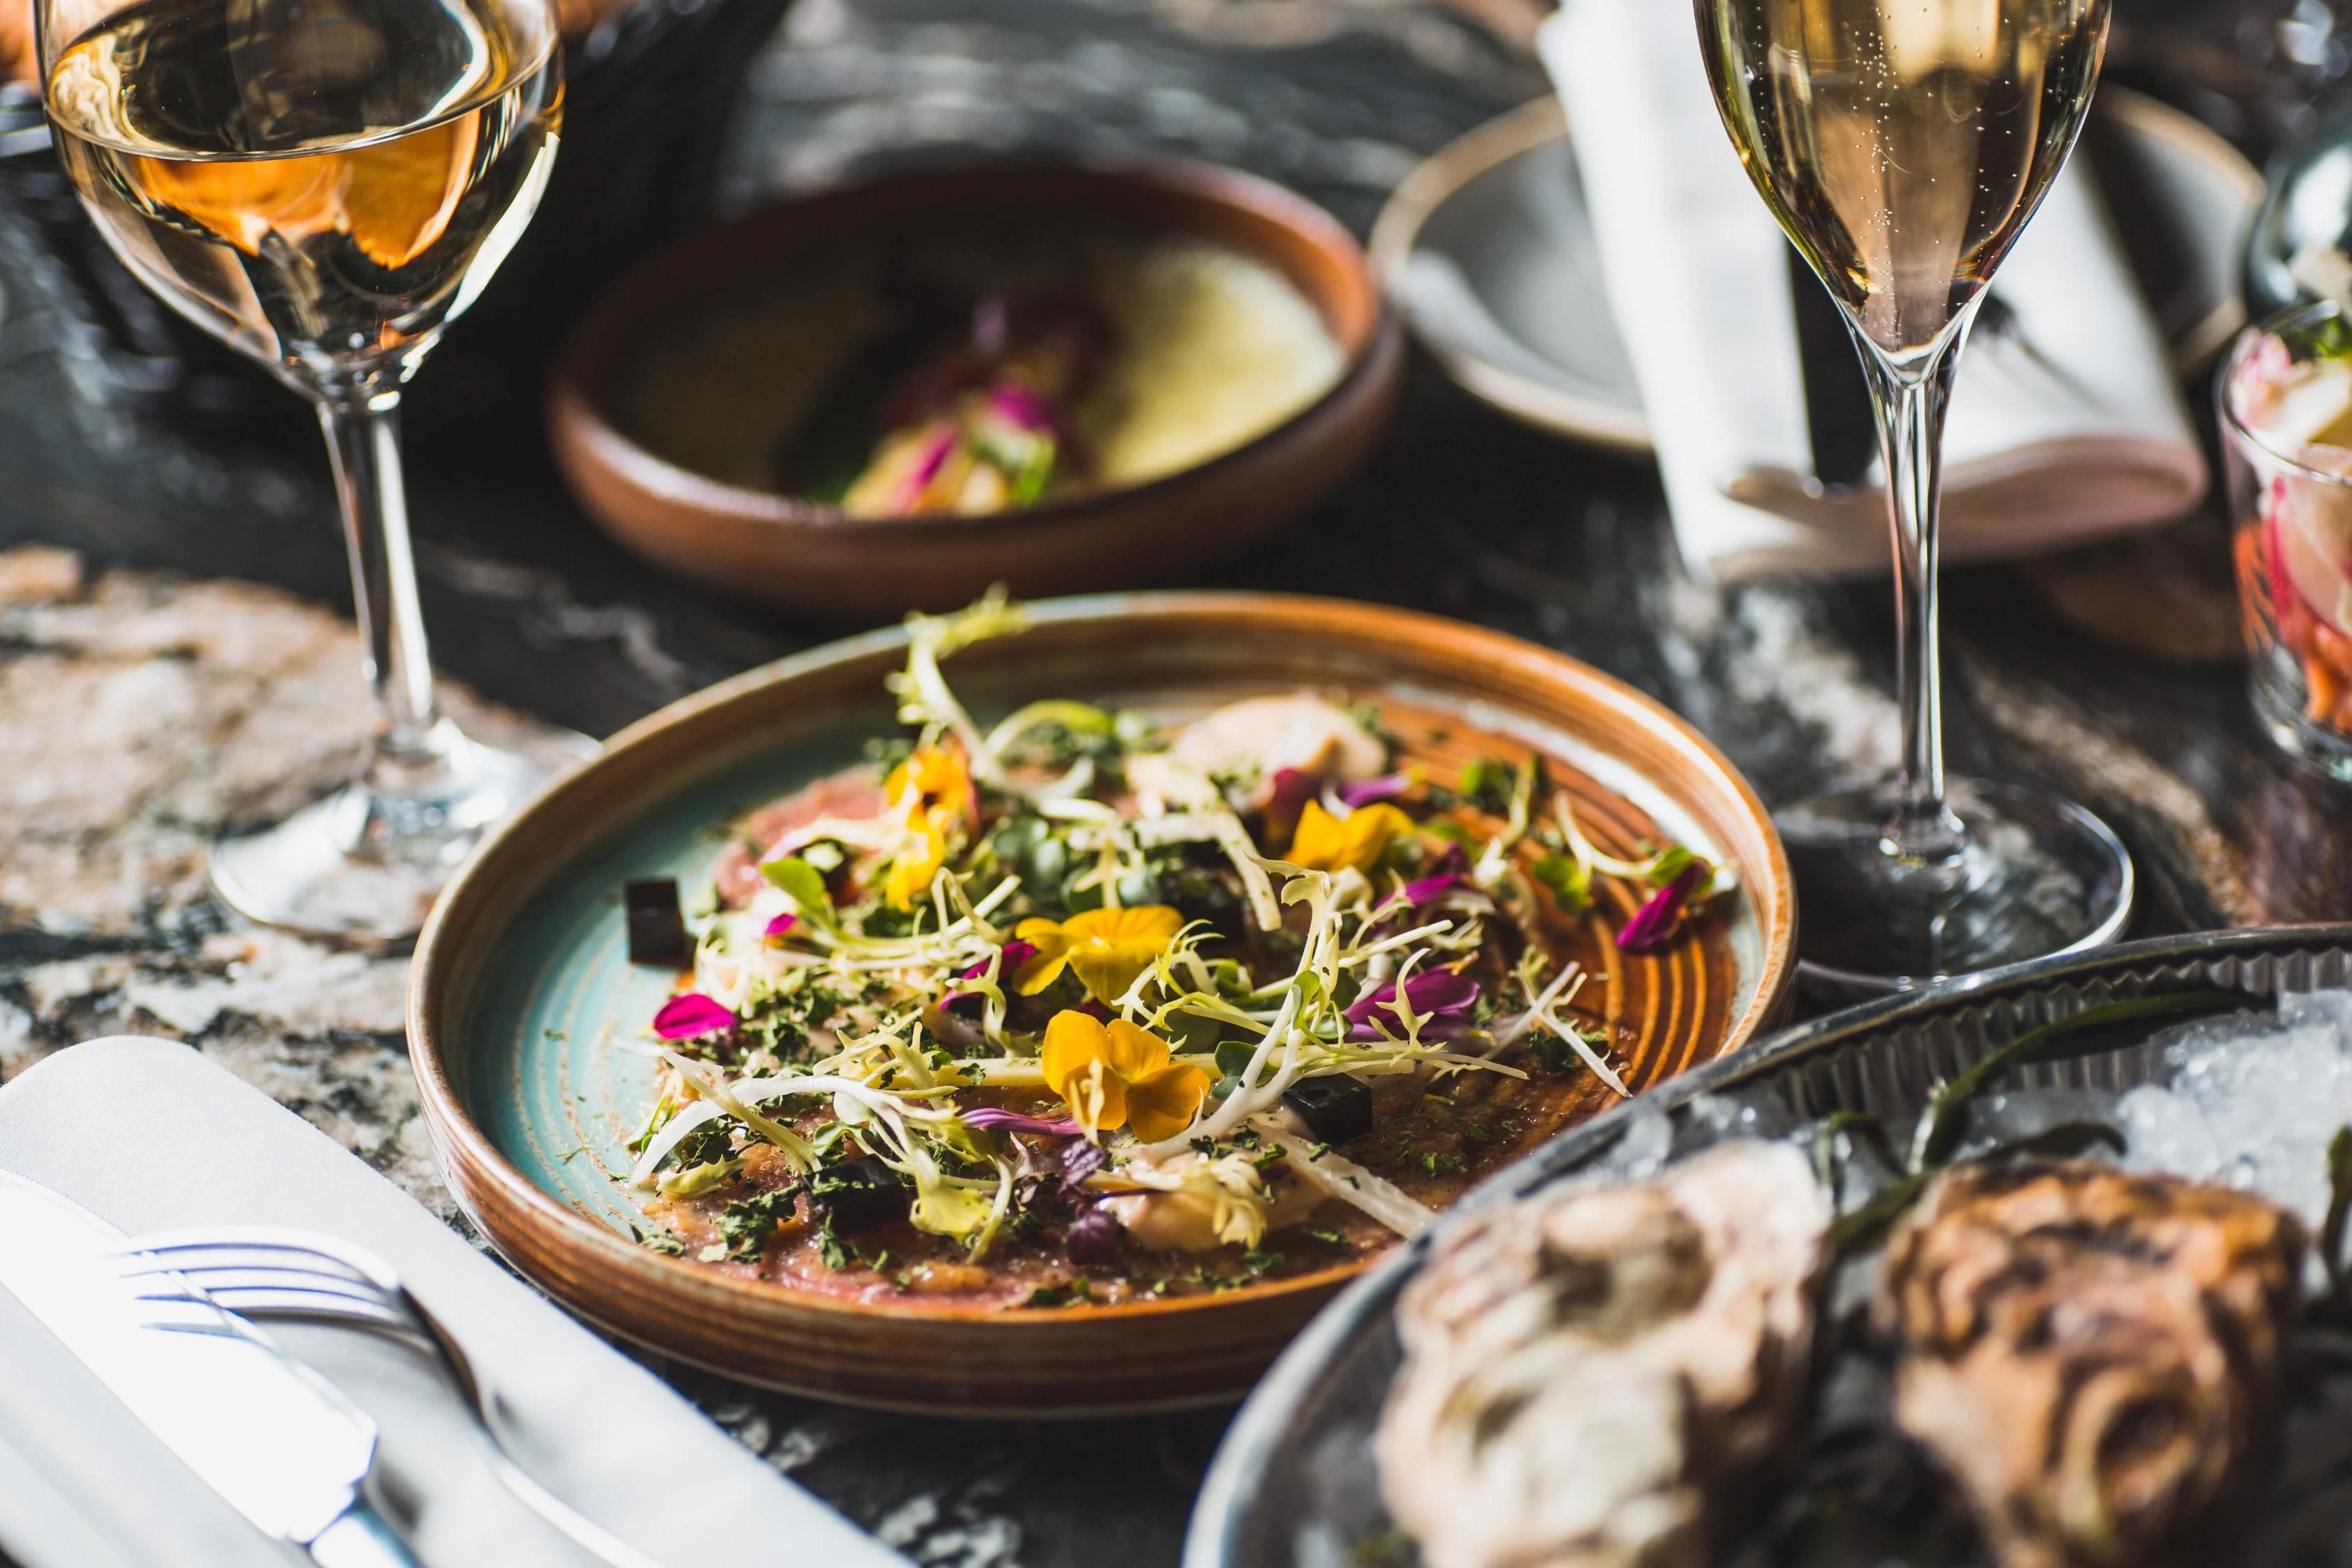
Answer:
xmin=115 ymin=1228 xmax=661 ymax=1568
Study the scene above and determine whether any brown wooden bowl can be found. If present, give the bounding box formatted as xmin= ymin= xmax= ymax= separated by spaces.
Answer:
xmin=546 ymin=162 xmax=1404 ymax=621
xmin=407 ymin=594 xmax=1796 ymax=1415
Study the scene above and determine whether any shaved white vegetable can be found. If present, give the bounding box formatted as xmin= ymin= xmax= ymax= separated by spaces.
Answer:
xmin=1253 ymin=1120 xmax=1435 ymax=1240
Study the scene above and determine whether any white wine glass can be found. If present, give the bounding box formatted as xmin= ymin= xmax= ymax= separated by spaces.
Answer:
xmin=1694 ymin=0 xmax=2133 ymax=991
xmin=37 ymin=0 xmax=579 ymax=943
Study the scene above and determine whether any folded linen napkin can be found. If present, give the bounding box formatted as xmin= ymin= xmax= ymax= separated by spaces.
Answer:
xmin=0 ymin=1037 xmax=910 ymax=1568
xmin=1538 ymin=0 xmax=2209 ymax=584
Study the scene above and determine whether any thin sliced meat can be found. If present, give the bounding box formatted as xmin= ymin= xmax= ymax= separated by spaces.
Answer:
xmin=713 ymin=772 xmax=890 ymax=909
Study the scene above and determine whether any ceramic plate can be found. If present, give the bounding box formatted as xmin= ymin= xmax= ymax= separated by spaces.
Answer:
xmin=408 ymin=595 xmax=1795 ymax=1414
xmin=1183 ymin=924 xmax=2352 ymax=1568
xmin=1370 ymin=88 xmax=2264 ymax=452
xmin=548 ymin=161 xmax=1403 ymax=621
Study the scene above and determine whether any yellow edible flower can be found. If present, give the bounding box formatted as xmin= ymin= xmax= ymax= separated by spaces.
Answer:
xmin=1041 ymin=1012 xmax=1211 ymax=1144
xmin=880 ymin=744 xmax=976 ymax=908
xmin=1012 ymin=904 xmax=1185 ymax=1003
xmin=1286 ymin=799 xmax=1416 ymax=874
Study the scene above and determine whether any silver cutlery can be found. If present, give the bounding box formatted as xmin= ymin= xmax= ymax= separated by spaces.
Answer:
xmin=116 ymin=1227 xmax=660 ymax=1568
xmin=0 ymin=1173 xmax=420 ymax=1568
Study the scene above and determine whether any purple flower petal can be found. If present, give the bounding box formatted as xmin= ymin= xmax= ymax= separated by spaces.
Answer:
xmin=1617 ymin=861 xmax=1710 ymax=953
xmin=1345 ymin=971 xmax=1481 ymax=1039
xmin=962 ymin=1106 xmax=1084 ymax=1137
xmin=764 ymin=912 xmax=798 ymax=939
xmin=1065 ymin=1204 xmax=1123 ymax=1264
xmin=653 ymin=993 xmax=736 ymax=1040
xmin=1061 ymin=1137 xmax=1107 ymax=1185
xmin=1266 ymin=766 xmax=1319 ymax=825
xmin=1338 ymin=775 xmax=1410 ymax=808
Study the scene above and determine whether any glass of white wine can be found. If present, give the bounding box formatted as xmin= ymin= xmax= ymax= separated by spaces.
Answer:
xmin=1695 ymin=0 xmax=2134 ymax=991
xmin=38 ymin=0 xmax=575 ymax=943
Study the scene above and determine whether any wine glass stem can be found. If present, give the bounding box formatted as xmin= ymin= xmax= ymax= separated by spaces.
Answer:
xmin=1860 ymin=322 xmax=1971 ymax=862
xmin=317 ymin=386 xmax=448 ymax=773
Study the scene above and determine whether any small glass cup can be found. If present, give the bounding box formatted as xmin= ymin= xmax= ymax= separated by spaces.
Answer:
xmin=2222 ymin=301 xmax=2352 ymax=781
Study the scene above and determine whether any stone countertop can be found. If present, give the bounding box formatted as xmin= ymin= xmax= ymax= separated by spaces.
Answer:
xmin=0 ymin=1 xmax=2346 ymax=1565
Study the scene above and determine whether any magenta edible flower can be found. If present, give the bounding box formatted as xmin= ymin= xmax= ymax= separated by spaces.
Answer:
xmin=1345 ymin=970 xmax=1480 ymax=1040
xmin=764 ymin=912 xmax=798 ymax=940
xmin=1339 ymin=775 xmax=1410 ymax=808
xmin=987 ymin=382 xmax=1059 ymax=433
xmin=1399 ymin=845 xmax=1469 ymax=909
xmin=941 ymin=939 xmax=1040 ymax=1011
xmin=1266 ymin=766 xmax=1319 ymax=828
xmin=974 ymin=939 xmax=1040 ymax=979
xmin=1617 ymin=860 xmax=1711 ymax=953
xmin=1400 ymin=870 xmax=1462 ymax=907
xmin=895 ymin=427 xmax=959 ymax=510
xmin=652 ymin=992 xmax=736 ymax=1040
xmin=961 ymin=1106 xmax=1084 ymax=1138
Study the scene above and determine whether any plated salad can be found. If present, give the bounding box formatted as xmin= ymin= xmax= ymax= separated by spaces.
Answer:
xmin=618 ymin=595 xmax=1729 ymax=1309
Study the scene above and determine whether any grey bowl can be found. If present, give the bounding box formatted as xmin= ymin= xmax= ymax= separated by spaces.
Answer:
xmin=1184 ymin=924 xmax=2352 ymax=1568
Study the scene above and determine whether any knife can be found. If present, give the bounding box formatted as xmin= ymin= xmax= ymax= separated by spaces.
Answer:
xmin=0 ymin=1173 xmax=420 ymax=1568
xmin=1785 ymin=245 xmax=1878 ymax=492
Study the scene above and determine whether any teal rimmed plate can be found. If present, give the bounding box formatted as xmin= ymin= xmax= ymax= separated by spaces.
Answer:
xmin=407 ymin=593 xmax=1796 ymax=1414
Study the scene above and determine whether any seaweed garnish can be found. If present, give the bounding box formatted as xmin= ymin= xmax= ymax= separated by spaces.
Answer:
xmin=1807 ymin=991 xmax=2259 ymax=1255
xmin=2325 ymin=1126 xmax=2352 ymax=1297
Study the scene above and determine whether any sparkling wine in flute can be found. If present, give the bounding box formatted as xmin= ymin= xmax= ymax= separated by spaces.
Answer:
xmin=1690 ymin=0 xmax=2132 ymax=991
xmin=1699 ymin=0 xmax=2107 ymax=356
xmin=45 ymin=0 xmax=559 ymax=387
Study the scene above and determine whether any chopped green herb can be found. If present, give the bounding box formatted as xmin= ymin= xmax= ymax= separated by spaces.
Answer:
xmin=718 ymin=1186 xmax=802 ymax=1262
xmin=1457 ymin=757 xmax=1516 ymax=815
xmin=1530 ymin=853 xmax=1592 ymax=915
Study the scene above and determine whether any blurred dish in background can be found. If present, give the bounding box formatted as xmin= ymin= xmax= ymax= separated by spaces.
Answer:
xmin=1372 ymin=89 xmax=2261 ymax=453
xmin=621 ymin=231 xmax=1345 ymax=521
xmin=549 ymin=160 xmax=1402 ymax=621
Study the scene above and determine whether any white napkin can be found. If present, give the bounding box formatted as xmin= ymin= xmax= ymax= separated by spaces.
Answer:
xmin=1538 ymin=0 xmax=2209 ymax=584
xmin=0 ymin=1037 xmax=909 ymax=1568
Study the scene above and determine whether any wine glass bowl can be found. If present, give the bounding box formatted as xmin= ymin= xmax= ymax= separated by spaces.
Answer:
xmin=42 ymin=0 xmax=561 ymax=395
xmin=36 ymin=0 xmax=575 ymax=943
xmin=1694 ymin=0 xmax=2133 ymax=993
xmin=1699 ymin=0 xmax=2109 ymax=359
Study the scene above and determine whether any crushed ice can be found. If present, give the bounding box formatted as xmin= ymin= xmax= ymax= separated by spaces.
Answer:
xmin=2112 ymin=989 xmax=2352 ymax=1233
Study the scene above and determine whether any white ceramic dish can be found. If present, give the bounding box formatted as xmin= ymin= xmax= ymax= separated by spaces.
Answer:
xmin=1370 ymin=89 xmax=2263 ymax=452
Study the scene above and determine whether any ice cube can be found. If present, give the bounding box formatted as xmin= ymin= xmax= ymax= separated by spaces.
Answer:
xmin=1677 ymin=1093 xmax=1797 ymax=1149
xmin=2116 ymin=1085 xmax=2220 ymax=1181
xmin=1593 ymin=1101 xmax=1672 ymax=1181
xmin=2282 ymin=989 xmax=2352 ymax=1048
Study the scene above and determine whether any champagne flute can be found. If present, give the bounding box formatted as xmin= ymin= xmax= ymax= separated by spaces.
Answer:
xmin=1694 ymin=0 xmax=2133 ymax=990
xmin=37 ymin=0 xmax=576 ymax=943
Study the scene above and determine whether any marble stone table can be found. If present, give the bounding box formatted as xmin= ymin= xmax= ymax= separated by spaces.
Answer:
xmin=0 ymin=1 xmax=2344 ymax=1564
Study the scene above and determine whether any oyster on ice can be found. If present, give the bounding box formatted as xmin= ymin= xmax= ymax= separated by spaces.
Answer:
xmin=1375 ymin=1140 xmax=1831 ymax=1568
xmin=1880 ymin=1160 xmax=2306 ymax=1568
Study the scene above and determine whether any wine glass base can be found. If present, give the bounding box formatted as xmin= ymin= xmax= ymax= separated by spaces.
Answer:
xmin=210 ymin=722 xmax=594 ymax=947
xmin=1776 ymin=775 xmax=2134 ymax=1000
